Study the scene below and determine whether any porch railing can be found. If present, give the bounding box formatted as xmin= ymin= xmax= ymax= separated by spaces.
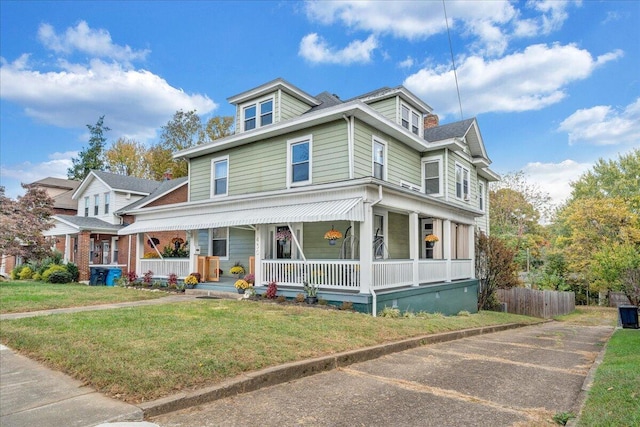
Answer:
xmin=262 ymin=260 xmax=360 ymax=291
xmin=372 ymin=261 xmax=413 ymax=290
xmin=452 ymin=259 xmax=473 ymax=280
xmin=139 ymin=258 xmax=190 ymax=278
xmin=418 ymin=260 xmax=448 ymax=284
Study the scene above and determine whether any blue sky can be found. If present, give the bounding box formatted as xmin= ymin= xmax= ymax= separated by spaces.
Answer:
xmin=1 ymin=1 xmax=639 ymax=207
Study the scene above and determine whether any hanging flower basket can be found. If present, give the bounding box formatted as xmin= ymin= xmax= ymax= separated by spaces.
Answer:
xmin=275 ymin=229 xmax=292 ymax=242
xmin=324 ymin=227 xmax=342 ymax=245
xmin=424 ymin=234 xmax=439 ymax=248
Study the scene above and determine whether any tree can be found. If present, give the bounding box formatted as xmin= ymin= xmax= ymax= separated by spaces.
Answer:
xmin=492 ymin=171 xmax=553 ymax=223
xmin=67 ymin=116 xmax=111 ymax=180
xmin=475 ymin=232 xmax=520 ymax=310
xmin=570 ymin=148 xmax=640 ymax=213
xmin=105 ymin=138 xmax=150 ymax=178
xmin=204 ymin=116 xmax=234 ymax=141
xmin=0 ymin=185 xmax=54 ymax=261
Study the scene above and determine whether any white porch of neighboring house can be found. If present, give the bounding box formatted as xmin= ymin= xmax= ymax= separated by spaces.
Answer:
xmin=119 ymin=183 xmax=477 ymax=302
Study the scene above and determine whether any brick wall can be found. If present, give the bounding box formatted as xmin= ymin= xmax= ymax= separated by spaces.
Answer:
xmin=76 ymin=231 xmax=91 ymax=281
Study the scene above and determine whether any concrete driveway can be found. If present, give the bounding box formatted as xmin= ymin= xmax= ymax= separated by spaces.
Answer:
xmin=151 ymin=322 xmax=613 ymax=427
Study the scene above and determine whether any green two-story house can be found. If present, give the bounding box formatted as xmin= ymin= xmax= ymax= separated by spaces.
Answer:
xmin=119 ymin=78 xmax=499 ymax=314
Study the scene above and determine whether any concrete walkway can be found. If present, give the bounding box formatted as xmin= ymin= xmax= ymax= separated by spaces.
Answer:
xmin=1 ymin=294 xmax=614 ymax=427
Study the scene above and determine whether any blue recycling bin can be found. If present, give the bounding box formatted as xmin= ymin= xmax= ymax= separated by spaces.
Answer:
xmin=95 ymin=268 xmax=108 ymax=286
xmin=619 ymin=305 xmax=639 ymax=329
xmin=105 ymin=268 xmax=122 ymax=286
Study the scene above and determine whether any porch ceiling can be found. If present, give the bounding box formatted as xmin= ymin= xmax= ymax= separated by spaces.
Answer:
xmin=118 ymin=198 xmax=364 ymax=235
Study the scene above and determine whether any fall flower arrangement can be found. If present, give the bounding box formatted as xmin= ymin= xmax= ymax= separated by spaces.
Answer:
xmin=230 ymin=263 xmax=245 ymax=275
xmin=244 ymin=274 xmax=255 ymax=284
xmin=184 ymin=274 xmax=199 ymax=286
xmin=275 ymin=229 xmax=292 ymax=241
xmin=234 ymin=279 xmax=252 ymax=290
xmin=424 ymin=234 xmax=439 ymax=243
xmin=323 ymin=227 xmax=343 ymax=241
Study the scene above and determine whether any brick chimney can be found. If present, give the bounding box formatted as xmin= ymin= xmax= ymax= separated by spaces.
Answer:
xmin=424 ymin=114 xmax=439 ymax=129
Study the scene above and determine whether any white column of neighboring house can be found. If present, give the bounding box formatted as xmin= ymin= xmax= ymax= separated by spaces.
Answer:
xmin=409 ymin=212 xmax=419 ymax=286
xmin=359 ymin=202 xmax=373 ymax=294
xmin=468 ymin=224 xmax=475 ymax=279
xmin=136 ymin=233 xmax=143 ymax=275
xmin=189 ymin=230 xmax=198 ymax=274
xmin=254 ymin=225 xmax=263 ymax=287
xmin=64 ymin=234 xmax=71 ymax=263
xmin=443 ymin=219 xmax=452 ymax=282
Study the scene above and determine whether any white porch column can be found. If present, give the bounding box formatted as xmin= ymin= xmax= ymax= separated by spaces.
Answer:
xmin=468 ymin=224 xmax=475 ymax=279
xmin=64 ymin=234 xmax=71 ymax=263
xmin=254 ymin=225 xmax=263 ymax=287
xmin=359 ymin=202 xmax=373 ymax=294
xmin=135 ymin=233 xmax=142 ymax=275
xmin=444 ymin=219 xmax=452 ymax=282
xmin=189 ymin=230 xmax=198 ymax=274
xmin=409 ymin=212 xmax=419 ymax=286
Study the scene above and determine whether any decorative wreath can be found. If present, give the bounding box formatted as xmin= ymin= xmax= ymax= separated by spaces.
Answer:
xmin=147 ymin=237 xmax=160 ymax=247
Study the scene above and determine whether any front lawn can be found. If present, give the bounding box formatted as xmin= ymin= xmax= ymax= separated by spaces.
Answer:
xmin=0 ymin=299 xmax=538 ymax=403
xmin=0 ymin=281 xmax=164 ymax=314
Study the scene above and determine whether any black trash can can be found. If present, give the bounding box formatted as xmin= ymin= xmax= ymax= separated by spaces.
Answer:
xmin=618 ymin=305 xmax=639 ymax=329
xmin=95 ymin=268 xmax=108 ymax=286
xmin=89 ymin=267 xmax=99 ymax=285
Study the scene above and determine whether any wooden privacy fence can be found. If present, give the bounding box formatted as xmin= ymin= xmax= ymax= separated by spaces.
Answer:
xmin=497 ymin=288 xmax=575 ymax=318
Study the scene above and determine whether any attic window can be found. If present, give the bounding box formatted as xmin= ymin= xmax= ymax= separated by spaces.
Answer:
xmin=242 ymin=96 xmax=274 ymax=132
xmin=401 ymin=103 xmax=421 ymax=135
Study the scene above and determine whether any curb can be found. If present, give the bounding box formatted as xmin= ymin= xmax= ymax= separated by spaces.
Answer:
xmin=139 ymin=321 xmax=541 ymax=418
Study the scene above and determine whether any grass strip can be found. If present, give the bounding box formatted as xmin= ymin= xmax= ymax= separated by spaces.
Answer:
xmin=0 ymin=299 xmax=537 ymax=403
xmin=578 ymin=328 xmax=640 ymax=427
xmin=0 ymin=281 xmax=164 ymax=314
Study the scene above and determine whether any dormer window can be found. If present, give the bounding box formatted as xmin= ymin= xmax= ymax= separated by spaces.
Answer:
xmin=401 ymin=103 xmax=421 ymax=135
xmin=242 ymin=97 xmax=274 ymax=131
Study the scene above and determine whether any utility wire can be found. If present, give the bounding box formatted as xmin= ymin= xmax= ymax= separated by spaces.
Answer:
xmin=443 ymin=0 xmax=464 ymax=120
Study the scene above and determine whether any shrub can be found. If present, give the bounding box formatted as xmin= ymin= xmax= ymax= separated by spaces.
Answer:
xmin=42 ymin=265 xmax=67 ymax=282
xmin=18 ymin=266 xmax=34 ymax=280
xmin=276 ymin=295 xmax=286 ymax=303
xmin=114 ymin=276 xmax=128 ymax=287
xmin=10 ymin=266 xmax=23 ymax=280
xmin=295 ymin=293 xmax=306 ymax=303
xmin=66 ymin=263 xmax=79 ymax=282
xmin=265 ymin=281 xmax=277 ymax=299
xmin=143 ymin=270 xmax=153 ymax=285
xmin=340 ymin=301 xmax=354 ymax=311
xmin=379 ymin=307 xmax=400 ymax=318
xmin=32 ymin=273 xmax=41 ymax=281
xmin=457 ymin=310 xmax=471 ymax=317
xmin=168 ymin=273 xmax=178 ymax=289
xmin=48 ymin=270 xmax=73 ymax=283
xmin=127 ymin=271 xmax=138 ymax=284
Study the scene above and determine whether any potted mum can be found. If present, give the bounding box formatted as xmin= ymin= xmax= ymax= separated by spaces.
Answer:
xmin=234 ymin=279 xmax=252 ymax=294
xmin=424 ymin=234 xmax=439 ymax=248
xmin=323 ymin=226 xmax=343 ymax=246
xmin=184 ymin=274 xmax=199 ymax=289
xmin=230 ymin=262 xmax=245 ymax=278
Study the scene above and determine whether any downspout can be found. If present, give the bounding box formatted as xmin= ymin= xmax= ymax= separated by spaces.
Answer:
xmin=370 ymin=185 xmax=383 ymax=317
xmin=127 ymin=235 xmax=132 ymax=273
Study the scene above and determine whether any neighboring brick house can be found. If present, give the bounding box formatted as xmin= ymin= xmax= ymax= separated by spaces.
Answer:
xmin=43 ymin=171 xmax=187 ymax=282
xmin=118 ymin=78 xmax=500 ymax=315
xmin=1 ymin=177 xmax=80 ymax=277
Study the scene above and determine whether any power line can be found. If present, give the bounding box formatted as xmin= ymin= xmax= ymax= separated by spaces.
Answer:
xmin=443 ymin=0 xmax=464 ymax=120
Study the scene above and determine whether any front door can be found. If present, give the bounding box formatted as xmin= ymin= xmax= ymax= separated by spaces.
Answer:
xmin=102 ymin=240 xmax=110 ymax=264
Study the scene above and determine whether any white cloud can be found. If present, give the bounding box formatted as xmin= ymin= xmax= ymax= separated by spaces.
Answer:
xmin=522 ymin=159 xmax=592 ymax=207
xmin=0 ymin=50 xmax=216 ymax=144
xmin=398 ymin=56 xmax=414 ymax=68
xmin=38 ymin=21 xmax=149 ymax=65
xmin=558 ymin=98 xmax=640 ymax=146
xmin=299 ymin=33 xmax=377 ymax=64
xmin=404 ymin=44 xmax=622 ymax=117
xmin=0 ymin=152 xmax=76 ymax=199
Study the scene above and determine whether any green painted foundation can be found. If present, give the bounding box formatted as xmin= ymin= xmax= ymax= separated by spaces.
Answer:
xmin=194 ymin=279 xmax=478 ymax=316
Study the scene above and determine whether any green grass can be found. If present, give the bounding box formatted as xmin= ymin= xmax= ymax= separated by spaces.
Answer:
xmin=577 ymin=328 xmax=640 ymax=427
xmin=0 ymin=299 xmax=538 ymax=403
xmin=0 ymin=281 xmax=164 ymax=314
xmin=554 ymin=306 xmax=618 ymax=327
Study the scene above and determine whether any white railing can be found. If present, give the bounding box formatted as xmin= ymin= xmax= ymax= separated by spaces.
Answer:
xmin=418 ymin=260 xmax=448 ymax=284
xmin=262 ymin=260 xmax=360 ymax=290
xmin=452 ymin=259 xmax=473 ymax=280
xmin=372 ymin=260 xmax=413 ymax=290
xmin=139 ymin=258 xmax=190 ymax=278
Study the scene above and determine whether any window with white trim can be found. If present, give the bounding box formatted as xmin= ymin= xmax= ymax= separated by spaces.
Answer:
xmin=210 ymin=228 xmax=228 ymax=258
xmin=242 ymin=96 xmax=274 ymax=132
xmin=287 ymin=136 xmax=311 ymax=186
xmin=373 ymin=139 xmax=386 ymax=180
xmin=94 ymin=194 xmax=99 ymax=215
xmin=455 ymin=163 xmax=470 ymax=200
xmin=400 ymin=103 xmax=421 ymax=135
xmin=373 ymin=213 xmax=387 ymax=259
xmin=479 ymin=181 xmax=485 ymax=211
xmin=211 ymin=157 xmax=229 ymax=197
xmin=423 ymin=158 xmax=442 ymax=196
xmin=104 ymin=192 xmax=110 ymax=214
xmin=84 ymin=197 xmax=89 ymax=217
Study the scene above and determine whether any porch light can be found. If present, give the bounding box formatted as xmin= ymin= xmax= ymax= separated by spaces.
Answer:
xmin=324 ymin=226 xmax=343 ymax=246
